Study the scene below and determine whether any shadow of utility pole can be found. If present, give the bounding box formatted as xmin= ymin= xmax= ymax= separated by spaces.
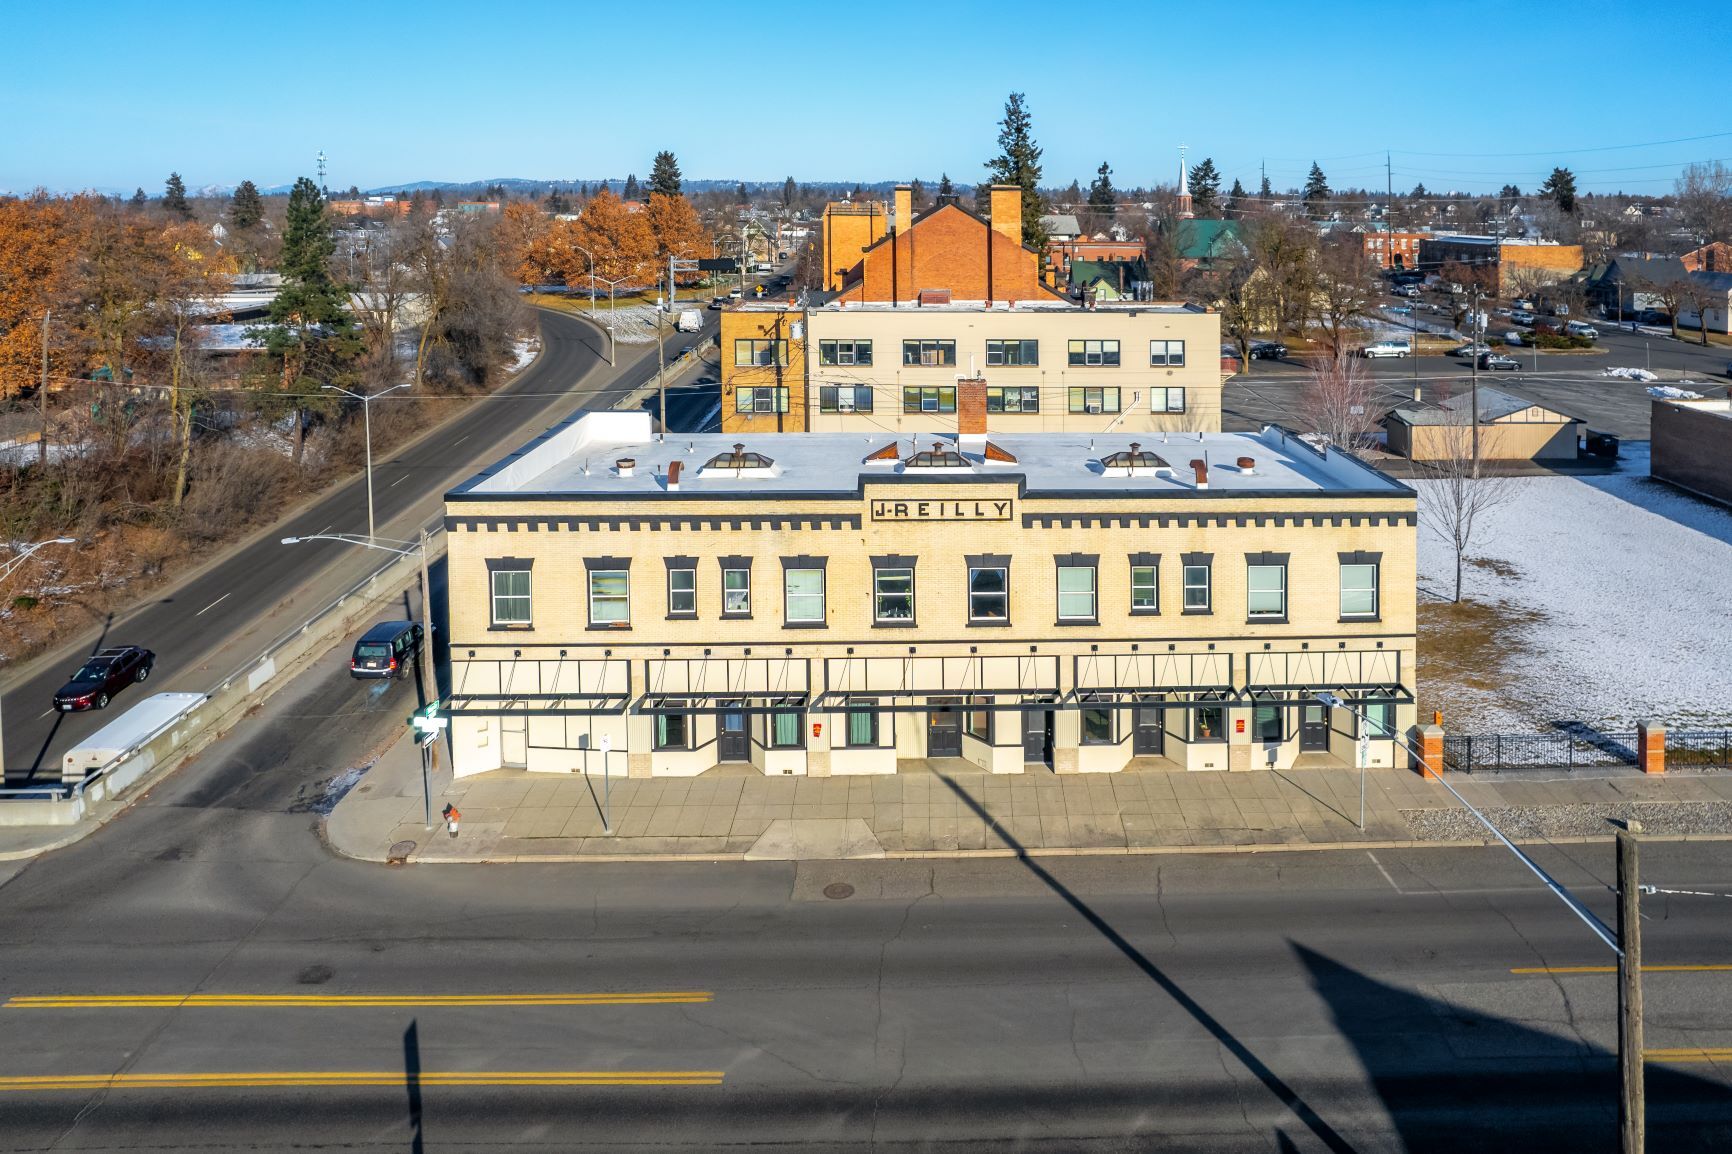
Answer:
xmin=404 ymin=1018 xmax=424 ymax=1154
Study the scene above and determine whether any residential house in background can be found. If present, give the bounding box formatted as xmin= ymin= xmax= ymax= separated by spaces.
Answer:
xmin=1384 ymin=387 xmax=1582 ymax=463
xmin=1171 ymin=219 xmax=1246 ymax=272
xmin=1068 ymin=258 xmax=1153 ymax=302
xmin=1682 ymin=241 xmax=1732 ymax=274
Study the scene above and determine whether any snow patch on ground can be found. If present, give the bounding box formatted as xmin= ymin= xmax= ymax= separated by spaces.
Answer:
xmin=506 ymin=336 xmax=540 ymax=374
xmin=1603 ymin=366 xmax=1658 ymax=382
xmin=1416 ymin=442 xmax=1732 ymax=732
xmin=1647 ymin=385 xmax=1703 ymax=399
xmin=591 ymin=304 xmax=671 ymax=345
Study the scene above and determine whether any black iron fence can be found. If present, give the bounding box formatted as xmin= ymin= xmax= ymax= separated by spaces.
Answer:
xmin=1667 ymin=730 xmax=1732 ymax=770
xmin=1442 ymin=731 xmax=1640 ymax=774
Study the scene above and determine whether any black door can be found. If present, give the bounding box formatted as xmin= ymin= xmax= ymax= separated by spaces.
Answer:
xmin=927 ymin=701 xmax=962 ymax=759
xmin=1133 ymin=697 xmax=1165 ymax=756
xmin=1300 ymin=703 xmax=1330 ymax=752
xmin=1022 ymin=707 xmax=1053 ymax=764
xmin=719 ymin=705 xmax=750 ymax=762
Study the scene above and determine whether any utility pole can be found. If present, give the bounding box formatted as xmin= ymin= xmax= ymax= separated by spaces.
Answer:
xmin=38 ymin=310 xmax=50 ymax=467
xmin=656 ymin=284 xmax=668 ymax=434
xmin=1618 ymin=820 xmax=1645 ymax=1154
xmin=1470 ymin=283 xmax=1481 ymax=475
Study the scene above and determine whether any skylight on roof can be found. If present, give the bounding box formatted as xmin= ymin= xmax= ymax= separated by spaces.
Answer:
xmin=704 ymin=443 xmax=774 ymax=471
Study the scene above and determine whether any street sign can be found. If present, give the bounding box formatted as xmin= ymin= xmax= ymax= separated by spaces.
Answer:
xmin=410 ymin=701 xmax=447 ymax=733
xmin=670 ymin=259 xmax=700 ymax=272
xmin=1358 ymin=734 xmax=1371 ymax=766
xmin=697 ymin=258 xmax=740 ymax=272
xmin=598 ymin=735 xmax=612 ymax=754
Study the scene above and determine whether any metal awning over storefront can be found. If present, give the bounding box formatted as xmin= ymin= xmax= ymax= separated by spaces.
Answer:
xmin=635 ymin=693 xmax=809 ymax=715
xmin=444 ymin=692 xmax=632 ymax=716
xmin=809 ymin=690 xmax=1059 ymax=714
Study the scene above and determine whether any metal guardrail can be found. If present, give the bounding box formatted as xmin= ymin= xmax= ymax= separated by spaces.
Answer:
xmin=1442 ymin=731 xmax=1641 ymax=774
xmin=1667 ymin=730 xmax=1732 ymax=770
xmin=0 ymin=523 xmax=444 ymax=811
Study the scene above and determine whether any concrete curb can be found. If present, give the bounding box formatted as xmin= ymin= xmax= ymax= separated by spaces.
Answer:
xmin=331 ymin=830 xmax=1732 ymax=867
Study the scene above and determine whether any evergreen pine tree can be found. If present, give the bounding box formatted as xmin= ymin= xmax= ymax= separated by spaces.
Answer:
xmin=982 ymin=91 xmax=1046 ymax=248
xmin=129 ymin=187 xmax=148 ymax=210
xmin=1302 ymin=162 xmax=1332 ymax=218
xmin=1087 ymin=162 xmax=1115 ymax=212
xmin=623 ymin=174 xmax=640 ymax=201
xmin=1065 ymin=179 xmax=1083 ymax=206
xmin=257 ymin=177 xmax=359 ymax=466
xmin=1539 ymin=166 xmax=1577 ymax=213
xmin=1409 ymin=182 xmax=1429 ymax=199
xmin=736 ymin=182 xmax=749 ymax=204
xmin=1225 ymin=178 xmax=1247 ymax=216
xmin=229 ymin=179 xmax=264 ymax=229
xmin=649 ymin=151 xmax=682 ymax=198
xmin=851 ymin=183 xmax=864 ymax=199
xmin=910 ymin=177 xmax=926 ymax=209
xmin=163 ymin=172 xmax=191 ymax=219
xmin=1258 ymin=173 xmax=1273 ymax=199
xmin=781 ymin=176 xmax=796 ymax=207
xmin=1188 ymin=157 xmax=1222 ymax=218
xmin=1498 ymin=183 xmax=1522 ymax=202
xmin=938 ymin=173 xmax=954 ymax=197
xmin=598 ymin=179 xmax=610 ymax=196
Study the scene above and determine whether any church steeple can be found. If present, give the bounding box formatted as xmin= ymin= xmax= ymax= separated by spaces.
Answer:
xmin=1176 ymin=144 xmax=1194 ymax=220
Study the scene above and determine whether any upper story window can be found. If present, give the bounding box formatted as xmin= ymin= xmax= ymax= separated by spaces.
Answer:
xmin=488 ymin=561 xmax=532 ymax=627
xmin=719 ymin=556 xmax=752 ymax=617
xmin=873 ymin=564 xmax=914 ymax=624
xmin=987 ymin=386 xmax=1040 ymax=413
xmin=1130 ymin=553 xmax=1159 ymax=614
xmin=782 ymin=558 xmax=827 ymax=625
xmin=967 ymin=560 xmax=1009 ymax=623
xmin=1068 ymin=386 xmax=1121 ymax=414
xmin=986 ymin=339 xmax=1038 ymax=366
xmin=733 ymin=338 xmax=788 ymax=367
xmin=903 ymin=385 xmax=957 ymax=413
xmin=1067 ymin=338 xmax=1120 ymax=366
xmin=1181 ymin=553 xmax=1212 ymax=614
xmin=1149 ymin=339 xmax=1187 ymax=367
xmin=1246 ymin=553 xmax=1289 ymax=621
xmin=586 ymin=565 xmax=630 ymax=627
xmin=1056 ymin=557 xmax=1097 ymax=623
xmin=665 ymin=557 xmax=697 ymax=618
xmin=818 ymin=339 xmax=873 ymax=366
xmin=819 ymin=385 xmax=874 ymax=413
xmin=902 ymin=339 xmax=956 ymax=367
xmin=1150 ymin=387 xmax=1186 ymax=413
xmin=1340 ymin=553 xmax=1381 ymax=620
xmin=734 ymin=387 xmax=789 ymax=414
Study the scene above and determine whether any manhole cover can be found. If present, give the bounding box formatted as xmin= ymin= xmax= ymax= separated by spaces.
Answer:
xmin=387 ymin=840 xmax=416 ymax=865
xmin=823 ymin=882 xmax=855 ymax=900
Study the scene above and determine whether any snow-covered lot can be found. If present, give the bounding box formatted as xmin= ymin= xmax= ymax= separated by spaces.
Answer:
xmin=1416 ymin=445 xmax=1732 ymax=733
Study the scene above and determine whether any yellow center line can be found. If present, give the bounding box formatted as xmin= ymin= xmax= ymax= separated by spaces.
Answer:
xmin=1510 ymin=965 xmax=1732 ymax=975
xmin=4 ymin=992 xmax=712 ymax=1009
xmin=0 ymin=1070 xmax=724 ymax=1092
xmin=1645 ymin=1049 xmax=1732 ymax=1064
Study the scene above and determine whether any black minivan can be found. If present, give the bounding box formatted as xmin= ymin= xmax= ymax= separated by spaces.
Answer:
xmin=350 ymin=621 xmax=423 ymax=679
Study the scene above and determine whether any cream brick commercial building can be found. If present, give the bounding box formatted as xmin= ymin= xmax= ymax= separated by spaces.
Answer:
xmin=443 ymin=411 xmax=1416 ymax=780
xmin=723 ymin=298 xmax=1223 ymax=435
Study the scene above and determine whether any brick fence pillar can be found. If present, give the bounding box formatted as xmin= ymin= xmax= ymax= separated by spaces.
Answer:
xmin=1414 ymin=723 xmax=1445 ymax=780
xmin=1638 ymin=722 xmax=1666 ymax=775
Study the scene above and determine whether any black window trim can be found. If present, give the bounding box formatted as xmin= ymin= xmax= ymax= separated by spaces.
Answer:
xmin=1244 ymin=552 xmax=1290 ymax=625
xmin=965 ymin=554 xmax=1011 ymax=627
xmin=1129 ymin=551 xmax=1161 ymax=616
xmin=780 ymin=556 xmax=828 ymax=628
xmin=719 ymin=555 xmax=753 ymax=619
xmin=870 ymin=555 xmax=918 ymax=628
xmin=1180 ymin=551 xmax=1213 ymax=616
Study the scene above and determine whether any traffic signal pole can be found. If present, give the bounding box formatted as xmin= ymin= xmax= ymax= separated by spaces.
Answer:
xmin=1618 ymin=821 xmax=1645 ymax=1154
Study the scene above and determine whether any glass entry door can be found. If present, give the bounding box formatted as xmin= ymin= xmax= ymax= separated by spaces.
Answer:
xmin=927 ymin=700 xmax=962 ymax=759
xmin=719 ymin=704 xmax=750 ymax=762
xmin=1133 ymin=697 xmax=1165 ymax=756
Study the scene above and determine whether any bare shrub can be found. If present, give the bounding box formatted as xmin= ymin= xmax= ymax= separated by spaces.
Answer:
xmin=179 ymin=442 xmax=295 ymax=543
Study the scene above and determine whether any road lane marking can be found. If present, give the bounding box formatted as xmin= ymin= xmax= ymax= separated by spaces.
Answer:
xmin=453 ymin=435 xmax=469 ymax=446
xmin=390 ymin=475 xmax=409 ymax=487
xmin=1366 ymin=851 xmax=1401 ymax=893
xmin=5 ymin=991 xmax=712 ymax=1009
xmin=0 ymin=1070 xmax=725 ymax=1092
xmin=1649 ymin=1047 xmax=1732 ymax=1062
xmin=193 ymin=592 xmax=231 ymax=616
xmin=1511 ymin=965 xmax=1732 ymax=975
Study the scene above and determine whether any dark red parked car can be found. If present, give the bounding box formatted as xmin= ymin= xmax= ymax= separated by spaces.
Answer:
xmin=53 ymin=645 xmax=155 ymax=711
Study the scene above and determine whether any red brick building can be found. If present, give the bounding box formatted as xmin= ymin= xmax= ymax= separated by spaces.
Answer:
xmin=1682 ymin=241 xmax=1732 ymax=274
xmin=1361 ymin=229 xmax=1431 ymax=271
xmin=832 ymin=185 xmax=1064 ymax=305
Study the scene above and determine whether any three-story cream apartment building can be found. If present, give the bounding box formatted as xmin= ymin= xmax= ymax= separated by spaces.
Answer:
xmin=443 ymin=411 xmax=1416 ymax=779
xmin=723 ymin=298 xmax=1223 ymax=436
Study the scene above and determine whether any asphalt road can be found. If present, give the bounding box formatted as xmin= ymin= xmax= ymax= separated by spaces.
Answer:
xmin=1225 ymin=321 xmax=1731 ymax=441
xmin=1 ymin=645 xmax=1729 ymax=1152
xmin=0 ymin=306 xmax=717 ymax=784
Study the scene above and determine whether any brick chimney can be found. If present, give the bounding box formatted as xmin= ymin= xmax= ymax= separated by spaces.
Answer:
xmin=989 ymin=184 xmax=1022 ymax=247
xmin=957 ymin=376 xmax=988 ymax=435
xmin=893 ymin=184 xmax=912 ymax=233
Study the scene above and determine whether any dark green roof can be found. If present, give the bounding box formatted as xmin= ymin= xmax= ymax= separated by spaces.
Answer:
xmin=1173 ymin=219 xmax=1244 ymax=261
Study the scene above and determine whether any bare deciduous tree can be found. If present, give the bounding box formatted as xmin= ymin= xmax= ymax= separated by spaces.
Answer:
xmin=1300 ymin=350 xmax=1382 ymax=451
xmin=1415 ymin=397 xmax=1522 ymax=603
xmin=1313 ymin=237 xmax=1377 ymax=354
xmin=1675 ymin=161 xmax=1732 ymax=245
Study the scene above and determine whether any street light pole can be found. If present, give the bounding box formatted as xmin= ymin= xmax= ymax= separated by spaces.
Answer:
xmin=1618 ymin=821 xmax=1646 ymax=1154
xmin=0 ymin=536 xmax=77 ymax=774
xmin=322 ymin=382 xmax=410 ymax=541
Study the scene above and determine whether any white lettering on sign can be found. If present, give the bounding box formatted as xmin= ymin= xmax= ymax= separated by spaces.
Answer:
xmin=870 ymin=499 xmax=1013 ymax=522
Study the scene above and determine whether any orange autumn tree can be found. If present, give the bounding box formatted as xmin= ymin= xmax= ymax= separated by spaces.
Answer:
xmin=0 ymin=195 xmax=76 ymax=400
xmin=645 ymin=192 xmax=708 ymax=285
xmin=553 ymin=188 xmax=655 ymax=288
xmin=498 ymin=200 xmax=549 ymax=286
xmin=151 ymin=222 xmax=237 ymax=505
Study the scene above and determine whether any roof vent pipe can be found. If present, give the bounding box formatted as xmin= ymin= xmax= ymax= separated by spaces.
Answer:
xmin=616 ymin=457 xmax=635 ymax=478
xmin=1189 ymin=458 xmax=1208 ymax=489
xmin=667 ymin=460 xmax=682 ymax=491
xmin=1237 ymin=456 xmax=1256 ymax=475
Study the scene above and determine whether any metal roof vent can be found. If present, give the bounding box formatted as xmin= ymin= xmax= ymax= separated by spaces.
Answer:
xmin=1237 ymin=456 xmax=1256 ymax=475
xmin=615 ymin=457 xmax=635 ymax=478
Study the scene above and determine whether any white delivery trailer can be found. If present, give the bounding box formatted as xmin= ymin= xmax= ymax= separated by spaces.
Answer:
xmin=61 ymin=692 xmax=206 ymax=784
xmin=675 ymin=308 xmax=703 ymax=333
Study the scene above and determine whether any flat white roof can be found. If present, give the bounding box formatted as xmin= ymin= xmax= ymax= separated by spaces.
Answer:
xmin=452 ymin=412 xmax=1411 ymax=501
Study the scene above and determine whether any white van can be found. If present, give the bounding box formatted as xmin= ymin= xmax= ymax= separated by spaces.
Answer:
xmin=1361 ymin=340 xmax=1411 ymax=359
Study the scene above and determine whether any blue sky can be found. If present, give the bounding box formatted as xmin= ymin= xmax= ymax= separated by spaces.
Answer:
xmin=5 ymin=1 xmax=1726 ymax=197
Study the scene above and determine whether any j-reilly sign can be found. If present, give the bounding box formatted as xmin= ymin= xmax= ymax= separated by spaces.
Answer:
xmin=871 ymin=498 xmax=1013 ymax=522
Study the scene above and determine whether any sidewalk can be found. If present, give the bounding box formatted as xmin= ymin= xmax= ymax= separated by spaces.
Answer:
xmin=325 ymin=731 xmax=1732 ymax=864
